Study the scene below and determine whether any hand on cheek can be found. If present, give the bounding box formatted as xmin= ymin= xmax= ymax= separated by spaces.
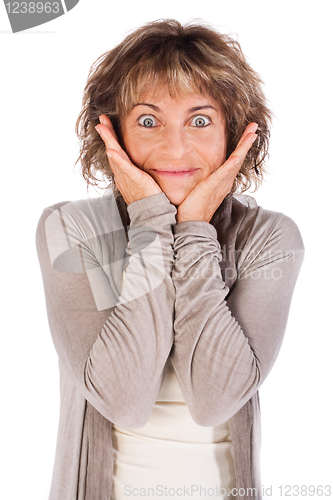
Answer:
xmin=95 ymin=115 xmax=162 ymax=205
xmin=176 ymin=123 xmax=258 ymax=223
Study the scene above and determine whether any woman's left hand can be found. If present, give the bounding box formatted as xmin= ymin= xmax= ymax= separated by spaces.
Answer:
xmin=176 ymin=123 xmax=258 ymax=223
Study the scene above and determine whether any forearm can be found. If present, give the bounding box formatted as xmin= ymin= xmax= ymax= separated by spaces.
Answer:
xmin=171 ymin=217 xmax=304 ymax=426
xmin=37 ymin=193 xmax=177 ymax=428
xmin=84 ymin=193 xmax=177 ymax=426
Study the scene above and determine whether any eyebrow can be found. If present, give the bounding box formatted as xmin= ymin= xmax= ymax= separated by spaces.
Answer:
xmin=188 ymin=105 xmax=218 ymax=113
xmin=133 ymin=103 xmax=218 ymax=113
xmin=133 ymin=103 xmax=161 ymax=112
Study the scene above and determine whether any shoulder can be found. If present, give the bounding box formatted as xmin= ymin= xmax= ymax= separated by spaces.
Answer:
xmin=253 ymin=205 xmax=304 ymax=253
xmin=35 ymin=194 xmax=126 ymax=270
xmin=36 ymin=194 xmax=124 ymax=240
xmin=37 ymin=194 xmax=122 ymax=227
xmin=233 ymin=194 xmax=304 ymax=248
xmin=232 ymin=194 xmax=305 ymax=273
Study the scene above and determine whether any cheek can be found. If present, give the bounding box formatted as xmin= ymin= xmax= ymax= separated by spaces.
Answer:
xmin=197 ymin=135 xmax=227 ymax=172
xmin=122 ymin=128 xmax=156 ymax=169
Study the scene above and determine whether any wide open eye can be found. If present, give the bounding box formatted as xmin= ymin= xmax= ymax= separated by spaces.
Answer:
xmin=138 ymin=115 xmax=156 ymax=127
xmin=190 ymin=115 xmax=211 ymax=127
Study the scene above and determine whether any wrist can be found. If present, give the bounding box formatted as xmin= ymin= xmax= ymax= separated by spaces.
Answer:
xmin=177 ymin=215 xmax=210 ymax=224
xmin=174 ymin=219 xmax=218 ymax=240
xmin=176 ymin=207 xmax=213 ymax=224
xmin=127 ymin=192 xmax=177 ymax=228
xmin=125 ymin=186 xmax=163 ymax=206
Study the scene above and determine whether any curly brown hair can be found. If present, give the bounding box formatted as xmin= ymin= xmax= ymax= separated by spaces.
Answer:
xmin=75 ymin=19 xmax=272 ymax=198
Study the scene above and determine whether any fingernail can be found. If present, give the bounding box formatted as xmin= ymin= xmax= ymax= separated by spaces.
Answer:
xmin=107 ymin=151 xmax=113 ymax=159
xmin=252 ymin=134 xmax=258 ymax=143
xmin=95 ymin=125 xmax=101 ymax=135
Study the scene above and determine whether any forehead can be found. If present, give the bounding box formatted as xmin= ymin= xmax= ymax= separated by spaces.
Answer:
xmin=132 ymin=83 xmax=222 ymax=113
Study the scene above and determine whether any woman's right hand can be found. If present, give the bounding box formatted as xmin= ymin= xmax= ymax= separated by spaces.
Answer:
xmin=96 ymin=114 xmax=162 ymax=205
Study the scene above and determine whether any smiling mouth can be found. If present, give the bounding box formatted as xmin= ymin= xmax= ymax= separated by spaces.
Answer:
xmin=150 ymin=169 xmax=199 ymax=178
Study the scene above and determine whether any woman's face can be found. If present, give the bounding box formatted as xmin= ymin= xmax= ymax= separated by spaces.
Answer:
xmin=121 ymin=86 xmax=227 ymax=206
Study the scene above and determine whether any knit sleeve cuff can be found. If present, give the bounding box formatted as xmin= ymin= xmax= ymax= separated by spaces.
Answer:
xmin=127 ymin=192 xmax=176 ymax=227
xmin=173 ymin=220 xmax=218 ymax=241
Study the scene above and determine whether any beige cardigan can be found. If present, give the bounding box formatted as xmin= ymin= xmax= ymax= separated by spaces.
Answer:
xmin=36 ymin=192 xmax=304 ymax=500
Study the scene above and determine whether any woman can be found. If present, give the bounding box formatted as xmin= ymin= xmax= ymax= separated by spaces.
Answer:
xmin=36 ymin=19 xmax=304 ymax=500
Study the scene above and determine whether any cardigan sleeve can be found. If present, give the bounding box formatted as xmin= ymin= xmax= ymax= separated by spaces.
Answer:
xmin=170 ymin=209 xmax=305 ymax=426
xmin=36 ymin=192 xmax=176 ymax=429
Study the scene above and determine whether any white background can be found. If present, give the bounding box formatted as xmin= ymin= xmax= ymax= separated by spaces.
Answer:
xmin=1 ymin=1 xmax=332 ymax=499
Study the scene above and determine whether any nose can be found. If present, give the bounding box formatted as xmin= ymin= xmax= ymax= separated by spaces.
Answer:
xmin=160 ymin=126 xmax=193 ymax=160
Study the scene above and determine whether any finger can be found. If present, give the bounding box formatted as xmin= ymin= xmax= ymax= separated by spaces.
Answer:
xmin=99 ymin=114 xmax=118 ymax=142
xmin=236 ymin=122 xmax=258 ymax=149
xmin=231 ymin=131 xmax=258 ymax=165
xmin=212 ymin=131 xmax=257 ymax=183
xmin=95 ymin=122 xmax=124 ymax=155
xmin=95 ymin=123 xmax=137 ymax=179
xmin=106 ymin=148 xmax=145 ymax=183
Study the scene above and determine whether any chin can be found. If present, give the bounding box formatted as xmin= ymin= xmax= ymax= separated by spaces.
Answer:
xmin=157 ymin=182 xmax=192 ymax=207
xmin=162 ymin=190 xmax=186 ymax=207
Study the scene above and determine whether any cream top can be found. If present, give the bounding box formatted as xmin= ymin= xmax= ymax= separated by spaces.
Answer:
xmin=111 ymin=356 xmax=236 ymax=499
